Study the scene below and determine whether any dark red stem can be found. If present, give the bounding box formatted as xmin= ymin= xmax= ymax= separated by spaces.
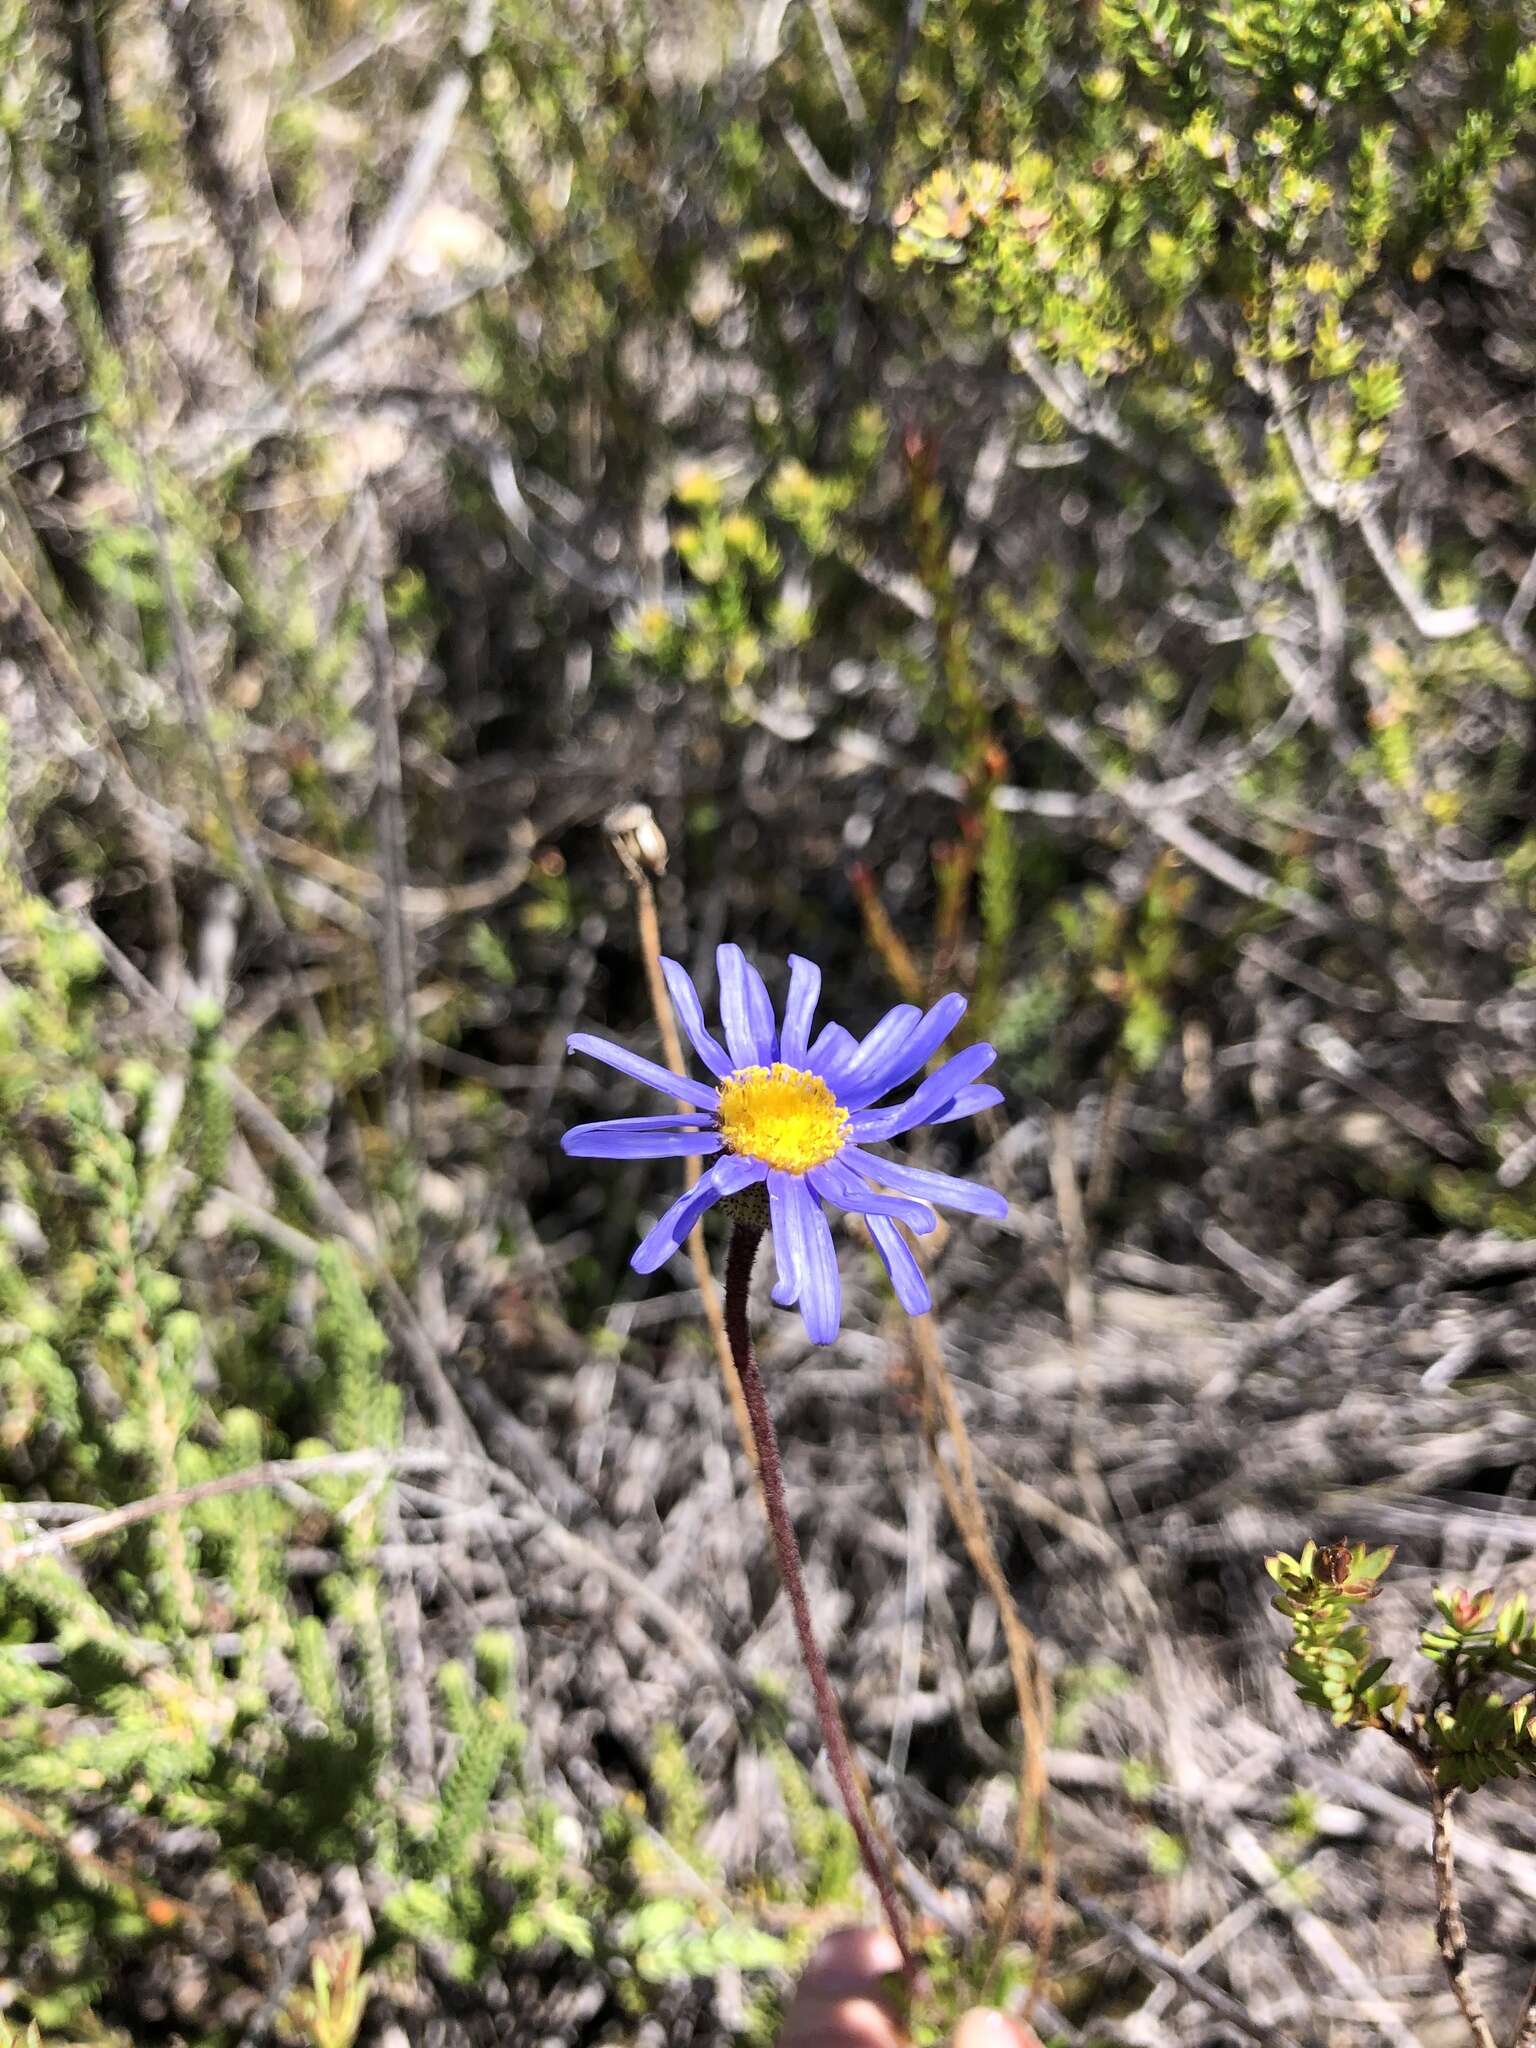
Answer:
xmin=724 ymin=1222 xmax=914 ymax=1971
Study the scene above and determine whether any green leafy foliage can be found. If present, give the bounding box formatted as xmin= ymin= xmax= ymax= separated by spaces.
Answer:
xmin=7 ymin=0 xmax=1536 ymax=2027
xmin=1265 ymin=1538 xmax=1404 ymax=1728
xmin=1420 ymin=1584 xmax=1536 ymax=1791
xmin=1267 ymin=1541 xmax=1536 ymax=1789
xmin=0 ymin=828 xmax=836 ymax=2037
xmin=1267 ymin=1540 xmax=1536 ymax=2032
xmin=897 ymin=7 xmax=1536 ymax=384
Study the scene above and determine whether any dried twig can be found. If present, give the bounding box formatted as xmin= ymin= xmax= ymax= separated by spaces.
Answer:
xmin=361 ymin=488 xmax=423 ymax=1157
xmin=1224 ymin=1819 xmax=1426 ymax=2048
xmin=295 ymin=0 xmax=491 ymax=372
xmin=0 ymin=1448 xmax=452 ymax=1561
xmin=880 ymin=1761 xmax=1303 ymax=2048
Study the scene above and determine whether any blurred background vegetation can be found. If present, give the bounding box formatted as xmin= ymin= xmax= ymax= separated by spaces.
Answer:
xmin=3 ymin=0 xmax=1536 ymax=2039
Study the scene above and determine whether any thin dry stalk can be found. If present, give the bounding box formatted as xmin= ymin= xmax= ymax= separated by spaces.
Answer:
xmin=848 ymin=859 xmax=928 ymax=1003
xmin=911 ymin=1309 xmax=1056 ymax=2017
xmin=1084 ymin=1068 xmax=1131 ymax=1214
xmin=609 ymin=812 xmax=756 ymax=1476
xmin=361 ymin=488 xmax=423 ymax=1160
xmin=0 ymin=1448 xmax=447 ymax=1561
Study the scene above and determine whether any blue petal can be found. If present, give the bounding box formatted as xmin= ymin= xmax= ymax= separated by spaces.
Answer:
xmin=717 ymin=944 xmax=778 ymax=1068
xmin=807 ymin=1160 xmax=937 ymax=1235
xmin=840 ymin=993 xmax=969 ymax=1108
xmin=660 ymin=957 xmax=734 ymax=1080
xmin=928 ymin=1082 xmax=1003 ymax=1127
xmin=806 ymin=1021 xmax=858 ymax=1082
xmin=867 ymin=1215 xmax=933 ymax=1315
xmin=779 ymin=955 xmax=822 ymax=1066
xmin=568 ymin=1033 xmax=719 ymax=1111
xmin=781 ymin=1177 xmax=841 ymax=1344
xmin=631 ymin=1155 xmax=765 ymax=1273
xmin=563 ymin=1117 xmax=723 ymax=1160
xmin=774 ymin=1179 xmax=847 ymax=1351
xmin=841 ymin=1145 xmax=1008 ymax=1221
xmin=848 ymin=1045 xmax=998 ymax=1141
xmin=767 ymin=1168 xmax=805 ymax=1306
xmin=820 ymin=1004 xmax=920 ymax=1099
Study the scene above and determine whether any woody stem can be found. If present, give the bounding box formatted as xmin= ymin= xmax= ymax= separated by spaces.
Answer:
xmin=1429 ymin=1781 xmax=1499 ymax=2048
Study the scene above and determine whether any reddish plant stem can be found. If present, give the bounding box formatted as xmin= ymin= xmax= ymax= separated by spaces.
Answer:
xmin=724 ymin=1222 xmax=914 ymax=1972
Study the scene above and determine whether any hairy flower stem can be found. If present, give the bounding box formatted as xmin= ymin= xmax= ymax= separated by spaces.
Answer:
xmin=724 ymin=1222 xmax=914 ymax=1972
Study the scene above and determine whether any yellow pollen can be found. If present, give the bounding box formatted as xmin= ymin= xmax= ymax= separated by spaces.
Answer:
xmin=715 ymin=1063 xmax=849 ymax=1174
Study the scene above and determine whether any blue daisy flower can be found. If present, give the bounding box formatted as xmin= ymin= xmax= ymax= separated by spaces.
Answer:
xmin=562 ymin=944 xmax=1007 ymax=1342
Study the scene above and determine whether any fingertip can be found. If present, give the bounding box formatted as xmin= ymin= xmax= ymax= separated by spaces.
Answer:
xmin=781 ymin=1994 xmax=906 ymax=2048
xmin=779 ymin=1929 xmax=909 ymax=2048
xmin=797 ymin=1925 xmax=906 ymax=1999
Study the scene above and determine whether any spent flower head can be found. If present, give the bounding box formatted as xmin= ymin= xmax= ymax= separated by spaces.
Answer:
xmin=562 ymin=944 xmax=1007 ymax=1341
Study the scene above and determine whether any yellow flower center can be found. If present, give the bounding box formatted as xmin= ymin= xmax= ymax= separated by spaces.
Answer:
xmin=715 ymin=1063 xmax=849 ymax=1174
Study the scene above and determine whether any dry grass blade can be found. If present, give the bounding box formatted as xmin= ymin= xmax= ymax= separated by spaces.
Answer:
xmin=911 ymin=1308 xmax=1057 ymax=2019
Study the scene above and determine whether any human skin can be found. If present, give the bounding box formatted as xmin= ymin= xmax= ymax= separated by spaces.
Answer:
xmin=777 ymin=1929 xmax=1038 ymax=2048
